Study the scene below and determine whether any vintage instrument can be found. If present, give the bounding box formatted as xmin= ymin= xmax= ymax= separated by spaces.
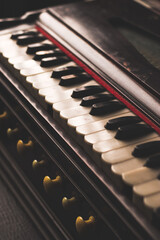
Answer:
xmin=0 ymin=0 xmax=160 ymax=239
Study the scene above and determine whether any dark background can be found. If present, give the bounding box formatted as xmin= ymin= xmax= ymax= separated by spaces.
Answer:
xmin=0 ymin=0 xmax=82 ymax=18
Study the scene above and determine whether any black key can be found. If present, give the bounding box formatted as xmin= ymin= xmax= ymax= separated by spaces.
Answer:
xmin=90 ymin=100 xmax=125 ymax=116
xmin=132 ymin=141 xmax=160 ymax=157
xmin=33 ymin=49 xmax=64 ymax=61
xmin=144 ymin=154 xmax=160 ymax=168
xmin=59 ymin=72 xmax=91 ymax=86
xmin=80 ymin=93 xmax=115 ymax=106
xmin=40 ymin=56 xmax=70 ymax=67
xmin=115 ymin=123 xmax=154 ymax=140
xmin=11 ymin=30 xmax=38 ymax=40
xmin=71 ymin=85 xmax=105 ymax=99
xmin=27 ymin=43 xmax=56 ymax=55
xmin=51 ymin=66 xmax=83 ymax=78
xmin=17 ymin=35 xmax=45 ymax=46
xmin=105 ymin=116 xmax=141 ymax=130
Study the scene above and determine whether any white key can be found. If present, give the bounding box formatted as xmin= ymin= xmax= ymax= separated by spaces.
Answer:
xmin=25 ymin=62 xmax=76 ymax=89
xmin=101 ymin=137 xmax=160 ymax=186
xmin=8 ymin=39 xmax=53 ymax=64
xmin=144 ymin=192 xmax=160 ymax=210
xmin=0 ymin=39 xmax=18 ymax=51
xmin=68 ymin=109 xmax=129 ymax=128
xmin=33 ymin=77 xmax=59 ymax=89
xmin=43 ymin=80 xmax=97 ymax=101
xmin=52 ymin=90 xmax=112 ymax=122
xmin=36 ymin=80 xmax=95 ymax=111
xmin=9 ymin=55 xmax=33 ymax=65
xmin=101 ymin=137 xmax=160 ymax=167
xmin=133 ymin=180 xmax=160 ymax=217
xmin=2 ymin=38 xmax=50 ymax=59
xmin=133 ymin=179 xmax=160 ymax=198
xmin=122 ymin=166 xmax=160 ymax=186
xmin=0 ymin=25 xmax=33 ymax=38
xmin=32 ymin=66 xmax=79 ymax=91
xmin=93 ymin=132 xmax=158 ymax=155
xmin=87 ymin=125 xmax=127 ymax=144
xmin=76 ymin=112 xmax=135 ymax=136
xmin=14 ymin=59 xmax=40 ymax=70
xmin=18 ymin=72 xmax=54 ymax=95
xmin=21 ymin=61 xmax=77 ymax=77
xmin=71 ymin=113 xmax=133 ymax=148
xmin=111 ymin=158 xmax=147 ymax=189
xmin=53 ymin=99 xmax=81 ymax=120
xmin=0 ymin=33 xmax=12 ymax=42
xmin=101 ymin=137 xmax=160 ymax=173
xmin=102 ymin=143 xmax=142 ymax=168
xmin=26 ymin=71 xmax=53 ymax=84
xmin=53 ymin=98 xmax=80 ymax=112
xmin=80 ymin=129 xmax=117 ymax=160
xmin=111 ymin=158 xmax=146 ymax=177
xmin=143 ymin=192 xmax=160 ymax=220
xmin=111 ymin=136 xmax=160 ymax=176
xmin=60 ymin=105 xmax=91 ymax=121
xmin=38 ymin=87 xmax=78 ymax=110
xmin=1 ymin=32 xmax=37 ymax=57
xmin=3 ymin=45 xmax=28 ymax=58
xmin=0 ymin=25 xmax=34 ymax=40
xmin=92 ymin=133 xmax=158 ymax=165
xmin=21 ymin=66 xmax=56 ymax=76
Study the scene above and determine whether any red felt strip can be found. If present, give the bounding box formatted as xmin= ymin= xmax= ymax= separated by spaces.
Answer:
xmin=36 ymin=25 xmax=160 ymax=134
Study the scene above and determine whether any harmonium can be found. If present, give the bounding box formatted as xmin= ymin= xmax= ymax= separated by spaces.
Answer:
xmin=0 ymin=0 xmax=160 ymax=239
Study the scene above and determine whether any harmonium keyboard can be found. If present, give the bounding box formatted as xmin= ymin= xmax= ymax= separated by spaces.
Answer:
xmin=0 ymin=0 xmax=160 ymax=239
